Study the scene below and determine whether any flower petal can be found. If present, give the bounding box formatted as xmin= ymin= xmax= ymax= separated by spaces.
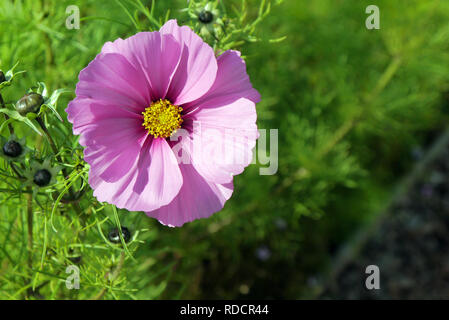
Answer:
xmin=146 ymin=164 xmax=233 ymax=227
xmin=101 ymin=32 xmax=182 ymax=100
xmin=185 ymin=50 xmax=261 ymax=110
xmin=184 ymin=98 xmax=258 ymax=184
xmin=89 ymin=138 xmax=183 ymax=212
xmin=67 ymin=98 xmax=142 ymax=137
xmin=179 ymin=50 xmax=260 ymax=184
xmin=81 ymin=116 xmax=146 ymax=183
xmin=67 ymin=60 xmax=148 ymax=183
xmin=73 ymin=53 xmax=151 ymax=113
xmin=160 ymin=19 xmax=218 ymax=105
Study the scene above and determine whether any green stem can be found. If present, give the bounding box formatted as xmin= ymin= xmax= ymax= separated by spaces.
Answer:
xmin=35 ymin=117 xmax=84 ymax=217
xmin=36 ymin=117 xmax=59 ymax=158
xmin=91 ymin=252 xmax=126 ymax=300
xmin=26 ymin=187 xmax=33 ymax=298
xmin=10 ymin=163 xmax=25 ymax=180
xmin=0 ymin=93 xmax=14 ymax=135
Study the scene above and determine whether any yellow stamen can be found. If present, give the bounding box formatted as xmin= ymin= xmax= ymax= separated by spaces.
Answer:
xmin=142 ymin=99 xmax=183 ymax=138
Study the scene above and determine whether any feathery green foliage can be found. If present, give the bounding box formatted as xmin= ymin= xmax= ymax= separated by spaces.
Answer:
xmin=0 ymin=0 xmax=449 ymax=299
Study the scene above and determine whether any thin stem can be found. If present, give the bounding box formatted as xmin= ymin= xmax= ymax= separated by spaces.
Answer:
xmin=26 ymin=187 xmax=33 ymax=298
xmin=10 ymin=163 xmax=25 ymax=180
xmin=0 ymin=93 xmax=14 ymax=135
xmin=35 ymin=117 xmax=84 ymax=216
xmin=27 ymin=190 xmax=33 ymax=259
xmin=36 ymin=117 xmax=59 ymax=159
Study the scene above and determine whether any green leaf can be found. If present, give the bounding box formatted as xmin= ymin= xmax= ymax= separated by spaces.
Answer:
xmin=26 ymin=112 xmax=38 ymax=120
xmin=0 ymin=62 xmax=25 ymax=91
xmin=45 ymin=88 xmax=70 ymax=122
xmin=37 ymin=82 xmax=48 ymax=97
xmin=0 ymin=108 xmax=42 ymax=135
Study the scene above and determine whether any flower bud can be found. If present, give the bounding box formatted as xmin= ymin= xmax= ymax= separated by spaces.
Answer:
xmin=33 ymin=169 xmax=52 ymax=186
xmin=199 ymin=10 xmax=214 ymax=24
xmin=0 ymin=71 xmax=5 ymax=84
xmin=68 ymin=248 xmax=82 ymax=264
xmin=108 ymin=227 xmax=132 ymax=244
xmin=16 ymin=93 xmax=44 ymax=116
xmin=2 ymin=140 xmax=23 ymax=158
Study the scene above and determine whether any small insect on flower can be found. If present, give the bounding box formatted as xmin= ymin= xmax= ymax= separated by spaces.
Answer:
xmin=66 ymin=19 xmax=260 ymax=227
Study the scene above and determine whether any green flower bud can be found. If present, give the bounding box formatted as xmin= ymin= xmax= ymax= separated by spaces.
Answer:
xmin=16 ymin=93 xmax=44 ymax=116
xmin=33 ymin=169 xmax=52 ymax=186
xmin=108 ymin=227 xmax=132 ymax=244
xmin=0 ymin=71 xmax=5 ymax=84
xmin=2 ymin=140 xmax=23 ymax=158
xmin=25 ymin=159 xmax=60 ymax=188
xmin=199 ymin=10 xmax=214 ymax=24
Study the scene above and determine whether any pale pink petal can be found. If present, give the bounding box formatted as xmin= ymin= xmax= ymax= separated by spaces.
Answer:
xmin=101 ymin=32 xmax=182 ymax=100
xmin=183 ymin=98 xmax=258 ymax=184
xmin=81 ymin=118 xmax=146 ymax=183
xmin=67 ymin=98 xmax=143 ymax=137
xmin=185 ymin=50 xmax=260 ymax=111
xmin=146 ymin=164 xmax=233 ymax=227
xmin=67 ymin=58 xmax=148 ymax=183
xmin=73 ymin=53 xmax=151 ymax=113
xmin=178 ymin=50 xmax=260 ymax=184
xmin=160 ymin=19 xmax=218 ymax=105
xmin=90 ymin=138 xmax=183 ymax=212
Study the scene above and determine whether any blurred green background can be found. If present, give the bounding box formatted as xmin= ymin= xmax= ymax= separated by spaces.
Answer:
xmin=1 ymin=0 xmax=449 ymax=299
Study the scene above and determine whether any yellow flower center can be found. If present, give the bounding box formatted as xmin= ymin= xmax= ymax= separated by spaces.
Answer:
xmin=142 ymin=99 xmax=183 ymax=138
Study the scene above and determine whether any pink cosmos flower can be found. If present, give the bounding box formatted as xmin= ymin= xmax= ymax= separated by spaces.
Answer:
xmin=66 ymin=20 xmax=260 ymax=227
